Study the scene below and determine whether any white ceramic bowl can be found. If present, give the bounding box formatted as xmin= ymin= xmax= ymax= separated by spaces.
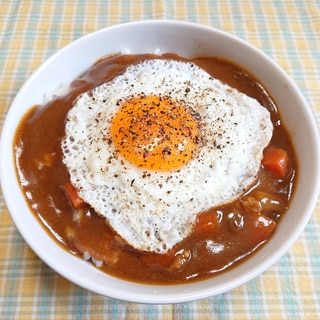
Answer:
xmin=1 ymin=20 xmax=319 ymax=304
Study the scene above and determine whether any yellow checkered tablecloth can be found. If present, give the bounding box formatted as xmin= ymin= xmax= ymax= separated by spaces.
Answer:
xmin=0 ymin=0 xmax=319 ymax=319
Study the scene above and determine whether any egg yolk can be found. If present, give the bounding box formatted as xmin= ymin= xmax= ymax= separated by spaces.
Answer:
xmin=111 ymin=95 xmax=202 ymax=171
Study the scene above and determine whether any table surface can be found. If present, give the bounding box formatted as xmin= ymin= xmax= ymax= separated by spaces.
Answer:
xmin=0 ymin=0 xmax=319 ymax=319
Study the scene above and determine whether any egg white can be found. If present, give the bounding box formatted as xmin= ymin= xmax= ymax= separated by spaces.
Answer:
xmin=61 ymin=58 xmax=273 ymax=253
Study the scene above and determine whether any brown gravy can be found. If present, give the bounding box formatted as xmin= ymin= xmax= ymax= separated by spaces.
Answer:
xmin=14 ymin=54 xmax=297 ymax=284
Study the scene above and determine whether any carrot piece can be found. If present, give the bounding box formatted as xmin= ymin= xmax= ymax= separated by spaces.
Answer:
xmin=248 ymin=212 xmax=277 ymax=245
xmin=194 ymin=211 xmax=219 ymax=235
xmin=262 ymin=147 xmax=288 ymax=179
xmin=140 ymin=249 xmax=176 ymax=268
xmin=62 ymin=181 xmax=86 ymax=208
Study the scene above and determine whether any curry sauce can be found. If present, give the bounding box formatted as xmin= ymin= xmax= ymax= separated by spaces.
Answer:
xmin=14 ymin=54 xmax=297 ymax=284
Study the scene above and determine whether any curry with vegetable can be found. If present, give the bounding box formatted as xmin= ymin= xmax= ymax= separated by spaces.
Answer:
xmin=14 ymin=54 xmax=297 ymax=284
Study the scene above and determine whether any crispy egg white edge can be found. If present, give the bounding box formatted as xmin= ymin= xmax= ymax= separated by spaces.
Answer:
xmin=62 ymin=59 xmax=273 ymax=253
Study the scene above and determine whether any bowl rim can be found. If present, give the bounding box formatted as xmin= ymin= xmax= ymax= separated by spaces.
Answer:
xmin=1 ymin=19 xmax=320 ymax=304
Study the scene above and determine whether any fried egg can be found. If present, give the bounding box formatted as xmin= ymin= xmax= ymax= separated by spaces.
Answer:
xmin=61 ymin=58 xmax=273 ymax=253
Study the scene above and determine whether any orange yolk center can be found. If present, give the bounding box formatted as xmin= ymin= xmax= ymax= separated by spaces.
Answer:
xmin=111 ymin=95 xmax=202 ymax=171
